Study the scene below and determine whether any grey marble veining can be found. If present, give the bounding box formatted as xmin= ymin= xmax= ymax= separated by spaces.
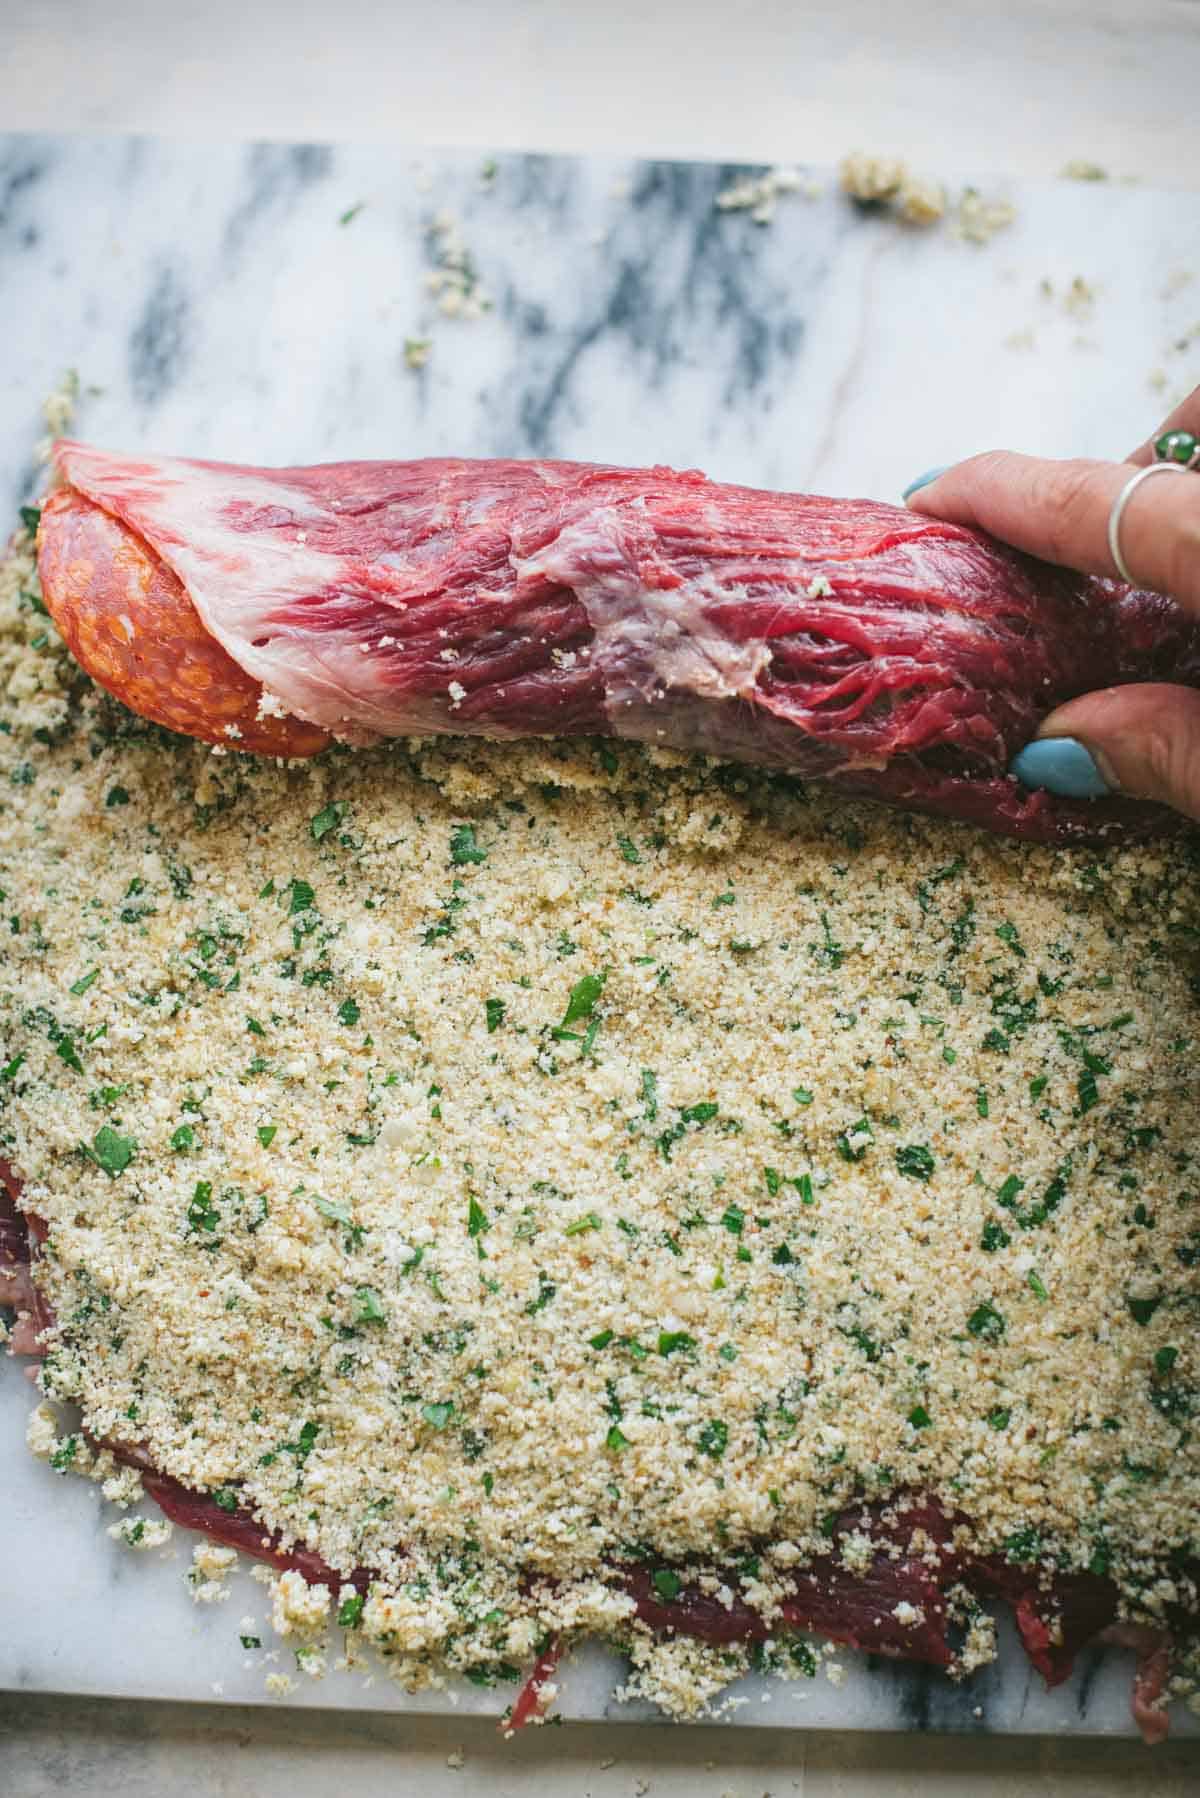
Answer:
xmin=1 ymin=134 xmax=1198 ymax=514
xmin=1 ymin=132 xmax=1199 ymax=1740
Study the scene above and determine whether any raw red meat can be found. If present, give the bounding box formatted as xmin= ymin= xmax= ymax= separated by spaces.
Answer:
xmin=507 ymin=1638 xmax=563 ymax=1731
xmin=1101 ymin=1624 xmax=1174 ymax=1745
xmin=139 ymin=1465 xmax=371 ymax=1593
xmin=40 ymin=443 xmax=1200 ymax=846
xmin=0 ymin=1164 xmax=53 ymax=1355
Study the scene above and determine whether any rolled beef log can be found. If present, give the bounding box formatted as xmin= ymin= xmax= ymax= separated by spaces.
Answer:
xmin=35 ymin=442 xmax=1200 ymax=843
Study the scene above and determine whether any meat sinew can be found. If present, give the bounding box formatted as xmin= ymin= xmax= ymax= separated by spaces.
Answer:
xmin=37 ymin=443 xmax=1200 ymax=846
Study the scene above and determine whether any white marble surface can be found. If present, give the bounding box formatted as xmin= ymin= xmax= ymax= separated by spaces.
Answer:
xmin=2 ymin=129 xmax=1200 ymax=1755
xmin=1 ymin=134 xmax=1197 ymax=522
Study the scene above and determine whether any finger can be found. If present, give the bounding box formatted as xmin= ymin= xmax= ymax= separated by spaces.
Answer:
xmin=1127 ymin=382 xmax=1200 ymax=466
xmin=906 ymin=451 xmax=1200 ymax=610
xmin=1014 ymin=683 xmax=1200 ymax=820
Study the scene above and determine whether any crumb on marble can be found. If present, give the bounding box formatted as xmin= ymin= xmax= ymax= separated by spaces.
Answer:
xmin=108 ymin=1514 xmax=172 ymax=1550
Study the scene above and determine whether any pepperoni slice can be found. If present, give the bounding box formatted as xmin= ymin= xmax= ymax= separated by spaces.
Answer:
xmin=36 ymin=490 xmax=329 ymax=758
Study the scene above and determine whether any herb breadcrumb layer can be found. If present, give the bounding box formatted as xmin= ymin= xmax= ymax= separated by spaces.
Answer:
xmin=2 ymin=501 xmax=1200 ymax=1717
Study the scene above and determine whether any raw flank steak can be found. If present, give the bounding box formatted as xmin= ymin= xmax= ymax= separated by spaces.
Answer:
xmin=38 ymin=442 xmax=1200 ymax=845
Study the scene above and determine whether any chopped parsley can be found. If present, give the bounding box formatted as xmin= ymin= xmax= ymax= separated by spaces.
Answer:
xmin=966 ymin=1300 xmax=1006 ymax=1340
xmin=698 ymin=1418 xmax=728 ymax=1459
xmin=449 ymin=824 xmax=488 ymax=866
xmin=310 ymin=801 xmax=347 ymax=841
xmin=555 ymin=969 xmax=607 ymax=1035
xmin=87 ymin=1125 xmax=136 ymax=1177
xmin=895 ymin=1144 xmax=935 ymax=1182
xmin=835 ymin=1118 xmax=874 ymax=1162
xmin=186 ymin=1181 xmax=221 ymax=1236
xmin=287 ymin=878 xmax=316 ymax=915
xmin=354 ymin=1286 xmax=386 ymax=1324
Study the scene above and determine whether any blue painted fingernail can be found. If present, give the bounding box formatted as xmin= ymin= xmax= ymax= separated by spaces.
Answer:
xmin=1011 ymin=737 xmax=1111 ymax=799
xmin=901 ymin=465 xmax=950 ymax=501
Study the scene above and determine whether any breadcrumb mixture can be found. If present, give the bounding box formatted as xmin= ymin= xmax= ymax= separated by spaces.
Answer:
xmin=3 ymin=498 xmax=1200 ymax=1716
xmin=838 ymin=153 xmax=1015 ymax=243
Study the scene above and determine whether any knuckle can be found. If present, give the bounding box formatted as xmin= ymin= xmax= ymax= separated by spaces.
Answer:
xmin=1138 ymin=712 xmax=1200 ymax=819
xmin=1030 ymin=460 xmax=1102 ymax=567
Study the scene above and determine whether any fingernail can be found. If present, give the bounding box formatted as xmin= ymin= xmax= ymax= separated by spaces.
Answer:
xmin=1011 ymin=737 xmax=1111 ymax=800
xmin=901 ymin=465 xmax=950 ymax=501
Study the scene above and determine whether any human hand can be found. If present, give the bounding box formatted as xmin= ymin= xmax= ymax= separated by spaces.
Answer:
xmin=901 ymin=388 xmax=1200 ymax=819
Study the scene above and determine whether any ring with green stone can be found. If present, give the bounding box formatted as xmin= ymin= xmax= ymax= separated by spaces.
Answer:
xmin=1154 ymin=429 xmax=1200 ymax=469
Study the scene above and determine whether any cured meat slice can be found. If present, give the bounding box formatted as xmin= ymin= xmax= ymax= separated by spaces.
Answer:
xmin=40 ymin=442 xmax=1200 ymax=845
xmin=38 ymin=489 xmax=329 ymax=757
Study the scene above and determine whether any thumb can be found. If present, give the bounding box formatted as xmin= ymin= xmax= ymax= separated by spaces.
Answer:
xmin=1021 ymin=684 xmax=1200 ymax=821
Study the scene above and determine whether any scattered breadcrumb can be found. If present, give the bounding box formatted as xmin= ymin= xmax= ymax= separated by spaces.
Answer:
xmin=952 ymin=188 xmax=1016 ymax=245
xmin=189 ymin=1542 xmax=238 ymax=1604
xmin=425 ymin=211 xmax=492 ymax=321
xmin=840 ymin=155 xmax=1010 ymax=242
xmin=34 ymin=371 xmax=79 ymax=468
xmin=24 ymin=1402 xmax=59 ymax=1459
xmin=100 ymin=1465 xmax=144 ymax=1508
xmin=5 ymin=457 xmax=1200 ymax=1721
xmin=404 ymin=338 xmax=432 ymax=373
xmin=1063 ymin=276 xmax=1096 ymax=320
xmin=271 ymin=1569 xmax=331 ymax=1637
xmin=715 ymin=166 xmax=821 ymax=226
xmin=1061 ymin=161 xmax=1109 ymax=183
xmin=108 ymin=1514 xmax=172 ymax=1550
xmin=839 ymin=152 xmax=907 ymax=205
xmin=895 ymin=175 xmax=946 ymax=228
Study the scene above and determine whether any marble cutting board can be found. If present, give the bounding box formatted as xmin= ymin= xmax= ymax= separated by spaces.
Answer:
xmin=1 ymin=132 xmax=1199 ymax=1738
